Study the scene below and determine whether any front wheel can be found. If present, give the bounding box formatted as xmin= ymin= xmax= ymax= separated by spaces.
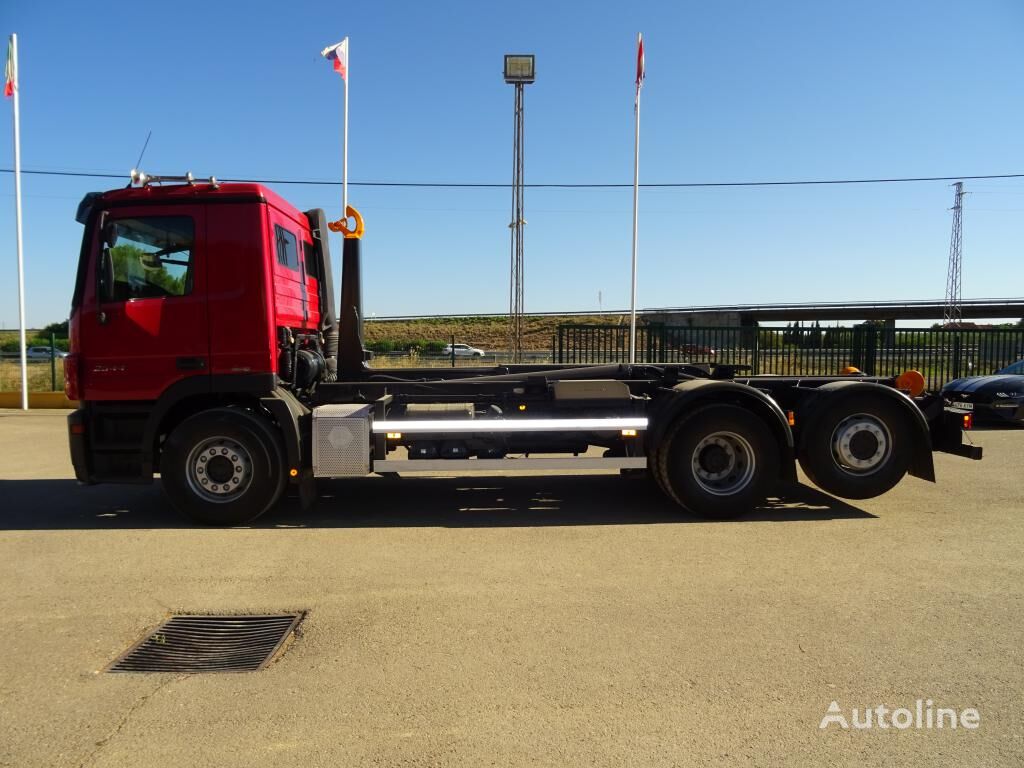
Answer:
xmin=160 ymin=408 xmax=286 ymax=525
xmin=656 ymin=404 xmax=780 ymax=519
xmin=797 ymin=394 xmax=912 ymax=499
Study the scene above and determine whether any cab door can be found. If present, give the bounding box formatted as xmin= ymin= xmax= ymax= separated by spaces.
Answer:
xmin=78 ymin=205 xmax=209 ymax=401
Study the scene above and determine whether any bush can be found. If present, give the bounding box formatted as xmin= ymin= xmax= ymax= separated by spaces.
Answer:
xmin=365 ymin=339 xmax=446 ymax=354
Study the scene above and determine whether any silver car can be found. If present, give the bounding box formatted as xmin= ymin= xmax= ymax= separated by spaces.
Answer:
xmin=25 ymin=346 xmax=68 ymax=359
xmin=442 ymin=343 xmax=485 ymax=358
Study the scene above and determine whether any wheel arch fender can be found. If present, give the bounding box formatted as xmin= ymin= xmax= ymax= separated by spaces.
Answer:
xmin=142 ymin=375 xmax=290 ymax=476
xmin=798 ymin=381 xmax=934 ymax=482
xmin=652 ymin=380 xmax=796 ymax=483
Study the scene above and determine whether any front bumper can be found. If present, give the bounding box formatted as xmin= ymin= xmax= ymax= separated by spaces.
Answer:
xmin=945 ymin=398 xmax=1024 ymax=424
xmin=978 ymin=400 xmax=1024 ymax=423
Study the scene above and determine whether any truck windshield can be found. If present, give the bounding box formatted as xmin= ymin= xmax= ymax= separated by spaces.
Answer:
xmin=104 ymin=216 xmax=194 ymax=301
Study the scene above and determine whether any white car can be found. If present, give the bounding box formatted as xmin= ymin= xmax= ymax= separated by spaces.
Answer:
xmin=442 ymin=343 xmax=485 ymax=358
xmin=26 ymin=346 xmax=68 ymax=359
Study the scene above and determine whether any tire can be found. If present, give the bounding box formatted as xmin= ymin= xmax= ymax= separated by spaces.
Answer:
xmin=160 ymin=407 xmax=287 ymax=525
xmin=656 ymin=404 xmax=780 ymax=519
xmin=797 ymin=394 xmax=911 ymax=500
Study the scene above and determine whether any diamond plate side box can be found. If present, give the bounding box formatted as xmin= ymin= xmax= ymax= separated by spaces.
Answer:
xmin=312 ymin=404 xmax=373 ymax=477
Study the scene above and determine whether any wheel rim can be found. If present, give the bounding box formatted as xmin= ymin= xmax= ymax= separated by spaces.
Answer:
xmin=830 ymin=413 xmax=892 ymax=475
xmin=690 ymin=431 xmax=756 ymax=496
xmin=185 ymin=436 xmax=254 ymax=503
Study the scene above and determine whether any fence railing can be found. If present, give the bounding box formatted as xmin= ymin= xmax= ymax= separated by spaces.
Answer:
xmin=556 ymin=324 xmax=1024 ymax=391
xmin=0 ymin=333 xmax=67 ymax=392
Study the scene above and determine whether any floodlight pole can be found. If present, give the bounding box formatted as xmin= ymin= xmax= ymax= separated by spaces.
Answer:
xmin=504 ymin=56 xmax=533 ymax=365
xmin=508 ymin=81 xmax=526 ymax=363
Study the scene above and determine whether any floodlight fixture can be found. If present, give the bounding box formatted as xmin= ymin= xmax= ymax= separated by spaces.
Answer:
xmin=504 ymin=54 xmax=535 ymax=84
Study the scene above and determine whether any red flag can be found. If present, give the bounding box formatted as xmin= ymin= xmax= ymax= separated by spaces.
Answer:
xmin=636 ymin=33 xmax=644 ymax=88
xmin=4 ymin=38 xmax=15 ymax=98
xmin=321 ymin=38 xmax=348 ymax=81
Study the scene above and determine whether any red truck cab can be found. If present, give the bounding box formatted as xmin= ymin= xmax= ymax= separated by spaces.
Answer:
xmin=68 ymin=179 xmax=335 ymax=485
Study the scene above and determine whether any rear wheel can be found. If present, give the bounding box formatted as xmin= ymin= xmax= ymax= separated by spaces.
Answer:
xmin=798 ymin=394 xmax=912 ymax=499
xmin=656 ymin=404 xmax=780 ymax=519
xmin=160 ymin=408 xmax=286 ymax=525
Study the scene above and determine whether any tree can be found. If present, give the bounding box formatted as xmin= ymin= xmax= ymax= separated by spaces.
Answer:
xmin=41 ymin=320 xmax=69 ymax=337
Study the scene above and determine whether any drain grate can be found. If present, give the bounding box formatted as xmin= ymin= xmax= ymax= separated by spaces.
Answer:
xmin=107 ymin=613 xmax=304 ymax=673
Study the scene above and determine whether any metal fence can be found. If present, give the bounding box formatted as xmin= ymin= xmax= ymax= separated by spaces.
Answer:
xmin=0 ymin=333 xmax=67 ymax=392
xmin=556 ymin=324 xmax=1024 ymax=391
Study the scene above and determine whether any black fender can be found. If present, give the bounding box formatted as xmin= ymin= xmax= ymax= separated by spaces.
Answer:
xmin=259 ymin=389 xmax=316 ymax=508
xmin=651 ymin=379 xmax=797 ymax=483
xmin=258 ymin=388 xmax=310 ymax=475
xmin=796 ymin=381 xmax=935 ymax=482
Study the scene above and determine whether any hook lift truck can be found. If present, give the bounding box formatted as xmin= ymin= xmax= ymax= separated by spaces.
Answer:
xmin=65 ymin=171 xmax=981 ymax=524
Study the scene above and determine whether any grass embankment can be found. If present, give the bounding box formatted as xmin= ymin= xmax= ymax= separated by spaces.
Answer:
xmin=0 ymin=359 xmax=65 ymax=392
xmin=363 ymin=314 xmax=626 ymax=353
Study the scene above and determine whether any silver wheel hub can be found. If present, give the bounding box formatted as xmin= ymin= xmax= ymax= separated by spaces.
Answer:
xmin=831 ymin=414 xmax=891 ymax=474
xmin=186 ymin=436 xmax=253 ymax=503
xmin=691 ymin=431 xmax=756 ymax=496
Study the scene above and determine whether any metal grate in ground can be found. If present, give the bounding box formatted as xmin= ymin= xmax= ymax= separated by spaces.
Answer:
xmin=106 ymin=613 xmax=304 ymax=673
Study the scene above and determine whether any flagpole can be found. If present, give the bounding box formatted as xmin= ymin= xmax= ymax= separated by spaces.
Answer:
xmin=10 ymin=34 xmax=27 ymax=409
xmin=343 ymin=37 xmax=348 ymax=216
xmin=629 ymin=34 xmax=642 ymax=365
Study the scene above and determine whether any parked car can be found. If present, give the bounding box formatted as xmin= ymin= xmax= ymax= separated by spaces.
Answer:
xmin=25 ymin=346 xmax=68 ymax=360
xmin=941 ymin=359 xmax=1024 ymax=424
xmin=442 ymin=343 xmax=485 ymax=358
xmin=679 ymin=343 xmax=716 ymax=359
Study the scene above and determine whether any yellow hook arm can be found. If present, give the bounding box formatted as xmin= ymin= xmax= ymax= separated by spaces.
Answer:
xmin=328 ymin=205 xmax=364 ymax=239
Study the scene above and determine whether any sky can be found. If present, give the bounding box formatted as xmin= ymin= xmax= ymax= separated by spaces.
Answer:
xmin=0 ymin=0 xmax=1022 ymax=327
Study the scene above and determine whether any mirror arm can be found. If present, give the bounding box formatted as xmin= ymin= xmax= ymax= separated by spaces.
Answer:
xmin=96 ymin=210 xmax=109 ymax=324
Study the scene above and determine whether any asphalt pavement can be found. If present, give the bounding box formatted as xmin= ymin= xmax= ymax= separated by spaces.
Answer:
xmin=0 ymin=409 xmax=1021 ymax=767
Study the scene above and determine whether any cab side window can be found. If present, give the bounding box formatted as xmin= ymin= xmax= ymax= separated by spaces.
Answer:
xmin=102 ymin=216 xmax=194 ymax=302
xmin=275 ymin=225 xmax=299 ymax=270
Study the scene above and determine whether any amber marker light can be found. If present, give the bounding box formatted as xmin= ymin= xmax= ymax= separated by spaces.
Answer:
xmin=289 ymin=468 xmax=299 ymax=477
xmin=518 ymin=404 xmax=527 ymax=411
xmin=896 ymin=369 xmax=926 ymax=397
xmin=621 ymin=429 xmax=638 ymax=437
xmin=963 ymin=413 xmax=973 ymax=430
xmin=386 ymin=432 xmax=402 ymax=440
xmin=787 ymin=411 xmax=795 ymax=427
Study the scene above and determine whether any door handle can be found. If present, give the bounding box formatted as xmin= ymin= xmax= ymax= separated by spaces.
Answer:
xmin=176 ymin=357 xmax=207 ymax=371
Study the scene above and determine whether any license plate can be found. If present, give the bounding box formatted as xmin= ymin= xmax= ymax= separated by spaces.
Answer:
xmin=950 ymin=401 xmax=974 ymax=411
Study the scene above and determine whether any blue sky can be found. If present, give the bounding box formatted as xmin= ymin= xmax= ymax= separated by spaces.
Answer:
xmin=1 ymin=0 xmax=1022 ymax=327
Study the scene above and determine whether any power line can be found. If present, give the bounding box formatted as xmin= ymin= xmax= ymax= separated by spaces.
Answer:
xmin=1 ymin=167 xmax=1024 ymax=189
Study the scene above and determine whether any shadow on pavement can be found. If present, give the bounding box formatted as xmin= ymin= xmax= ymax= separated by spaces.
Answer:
xmin=0 ymin=475 xmax=874 ymax=531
